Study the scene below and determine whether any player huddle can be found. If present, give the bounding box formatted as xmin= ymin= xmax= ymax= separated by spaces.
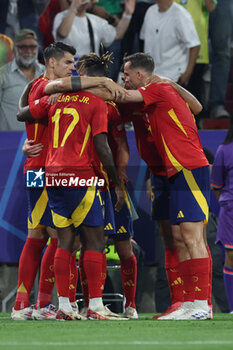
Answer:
xmin=11 ymin=42 xmax=211 ymax=321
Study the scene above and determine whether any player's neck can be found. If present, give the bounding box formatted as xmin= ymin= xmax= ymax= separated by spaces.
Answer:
xmin=45 ymin=68 xmax=58 ymax=80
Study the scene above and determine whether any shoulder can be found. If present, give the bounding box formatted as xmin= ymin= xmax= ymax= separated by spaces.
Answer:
xmin=0 ymin=60 xmax=15 ymax=75
xmin=86 ymin=13 xmax=107 ymax=24
xmin=146 ymin=4 xmax=157 ymax=15
xmin=172 ymin=2 xmax=193 ymax=20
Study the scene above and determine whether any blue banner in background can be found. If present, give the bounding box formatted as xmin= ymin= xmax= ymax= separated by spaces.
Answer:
xmin=0 ymin=130 xmax=227 ymax=263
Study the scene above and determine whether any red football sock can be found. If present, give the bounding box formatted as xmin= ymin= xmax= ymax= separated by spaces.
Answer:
xmin=14 ymin=237 xmax=47 ymax=310
xmin=206 ymin=245 xmax=213 ymax=305
xmin=69 ymin=255 xmax=78 ymax=303
xmin=192 ymin=257 xmax=210 ymax=301
xmin=165 ymin=248 xmax=183 ymax=304
xmin=120 ymin=254 xmax=137 ymax=309
xmin=179 ymin=259 xmax=195 ymax=302
xmin=79 ymin=255 xmax=89 ymax=307
xmin=54 ymin=248 xmax=72 ymax=297
xmin=101 ymin=253 xmax=107 ymax=292
xmin=83 ymin=250 xmax=103 ymax=299
xmin=36 ymin=238 xmax=57 ymax=309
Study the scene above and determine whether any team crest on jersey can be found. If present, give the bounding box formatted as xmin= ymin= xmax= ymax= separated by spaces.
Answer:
xmin=26 ymin=168 xmax=44 ymax=188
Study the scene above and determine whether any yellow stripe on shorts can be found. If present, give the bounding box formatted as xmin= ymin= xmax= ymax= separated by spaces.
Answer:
xmin=51 ymin=185 xmax=96 ymax=228
xmin=182 ymin=168 xmax=209 ymax=224
xmin=72 ymin=184 xmax=96 ymax=228
xmin=28 ymin=187 xmax=49 ymax=229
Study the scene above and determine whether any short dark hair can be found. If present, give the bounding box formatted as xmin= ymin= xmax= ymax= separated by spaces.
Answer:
xmin=123 ymin=53 xmax=154 ymax=74
xmin=43 ymin=42 xmax=76 ymax=65
xmin=76 ymin=52 xmax=113 ymax=77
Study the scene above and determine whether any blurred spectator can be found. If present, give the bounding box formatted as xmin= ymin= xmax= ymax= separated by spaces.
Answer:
xmin=211 ymin=117 xmax=233 ymax=313
xmin=140 ymin=0 xmax=200 ymax=85
xmin=203 ymin=147 xmax=229 ymax=313
xmin=121 ymin=0 xmax=154 ymax=55
xmin=0 ymin=0 xmax=49 ymax=47
xmin=52 ymin=0 xmax=135 ymax=59
xmin=39 ymin=0 xmax=72 ymax=49
xmin=175 ymin=0 xmax=216 ymax=121
xmin=0 ymin=29 xmax=44 ymax=131
xmin=89 ymin=0 xmax=123 ymax=80
xmin=0 ymin=34 xmax=14 ymax=64
xmin=91 ymin=0 xmax=122 ymax=20
xmin=209 ymin=0 xmax=233 ymax=119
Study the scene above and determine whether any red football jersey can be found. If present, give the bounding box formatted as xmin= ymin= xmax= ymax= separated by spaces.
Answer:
xmin=92 ymin=101 xmax=126 ymax=189
xmin=118 ymin=102 xmax=166 ymax=176
xmin=30 ymin=91 xmax=108 ymax=182
xmin=138 ymin=83 xmax=208 ymax=178
xmin=24 ymin=76 xmax=49 ymax=173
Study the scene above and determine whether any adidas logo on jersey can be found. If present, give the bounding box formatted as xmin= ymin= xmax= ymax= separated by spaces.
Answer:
xmin=104 ymin=223 xmax=113 ymax=230
xmin=177 ymin=210 xmax=184 ymax=218
xmin=117 ymin=226 xmax=127 ymax=234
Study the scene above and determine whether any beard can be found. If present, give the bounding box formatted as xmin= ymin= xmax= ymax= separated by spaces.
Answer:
xmin=15 ymin=49 xmax=38 ymax=68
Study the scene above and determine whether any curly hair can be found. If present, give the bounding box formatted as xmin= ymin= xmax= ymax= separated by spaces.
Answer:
xmin=76 ymin=51 xmax=113 ymax=77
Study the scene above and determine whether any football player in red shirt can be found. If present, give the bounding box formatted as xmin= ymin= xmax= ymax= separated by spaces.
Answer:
xmin=11 ymin=42 xmax=77 ymax=321
xmin=15 ymin=42 xmax=127 ymax=321
xmin=119 ymin=53 xmax=211 ymax=320
xmin=76 ymin=53 xmax=139 ymax=319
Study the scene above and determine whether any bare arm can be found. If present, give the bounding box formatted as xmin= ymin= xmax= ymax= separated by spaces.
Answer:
xmin=178 ymin=45 xmax=200 ymax=86
xmin=121 ymin=89 xmax=144 ymax=103
xmin=114 ymin=135 xmax=130 ymax=183
xmin=56 ymin=0 xmax=81 ymax=38
xmin=17 ymin=82 xmax=35 ymax=122
xmin=45 ymin=76 xmax=127 ymax=100
xmin=115 ymin=0 xmax=136 ymax=40
xmin=94 ymin=133 xmax=125 ymax=211
xmin=167 ymin=80 xmax=202 ymax=115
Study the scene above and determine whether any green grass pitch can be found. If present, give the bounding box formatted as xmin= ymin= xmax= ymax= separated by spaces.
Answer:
xmin=0 ymin=313 xmax=233 ymax=350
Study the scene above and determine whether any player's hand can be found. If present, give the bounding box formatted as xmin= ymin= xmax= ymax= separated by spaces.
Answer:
xmin=114 ymin=184 xmax=125 ymax=212
xmin=103 ymin=78 xmax=127 ymax=101
xmin=70 ymin=0 xmax=87 ymax=12
xmin=118 ymin=169 xmax=130 ymax=184
xmin=22 ymin=139 xmax=43 ymax=157
xmin=178 ymin=71 xmax=191 ymax=86
xmin=48 ymin=93 xmax=61 ymax=105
